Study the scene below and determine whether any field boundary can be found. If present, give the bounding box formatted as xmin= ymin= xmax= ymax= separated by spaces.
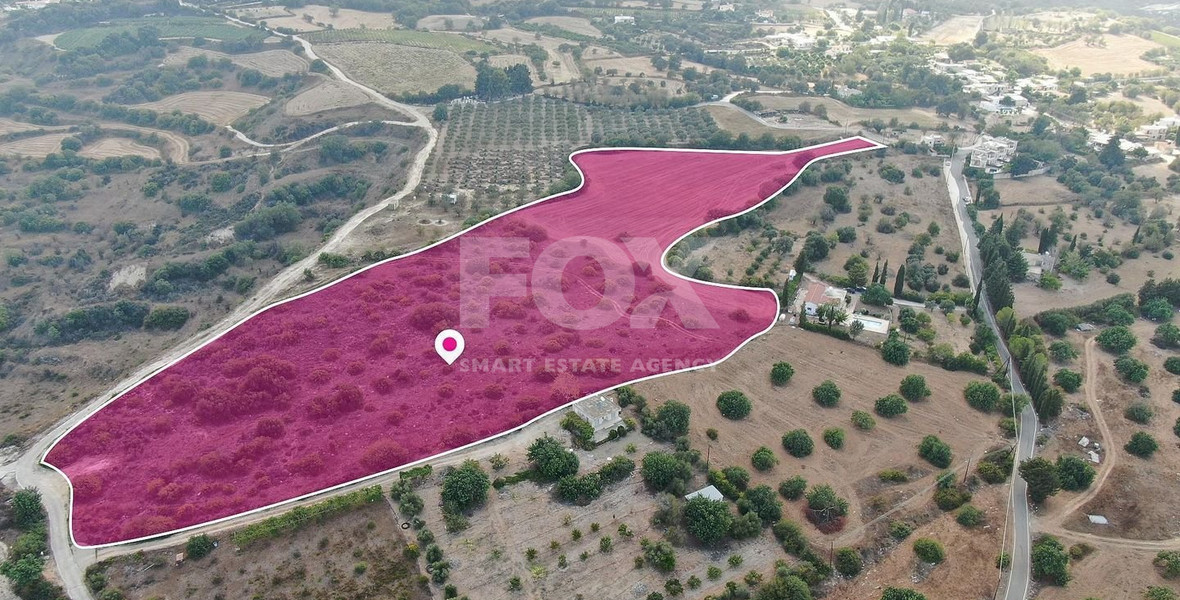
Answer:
xmin=42 ymin=137 xmax=884 ymax=550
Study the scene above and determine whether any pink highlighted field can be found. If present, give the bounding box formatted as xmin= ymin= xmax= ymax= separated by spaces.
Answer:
xmin=46 ymin=138 xmax=878 ymax=546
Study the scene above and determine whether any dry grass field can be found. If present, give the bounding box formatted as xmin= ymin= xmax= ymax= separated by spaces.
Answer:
xmin=525 ymin=16 xmax=603 ymax=37
xmin=77 ymin=137 xmax=160 ymax=160
xmin=130 ymin=91 xmax=270 ymax=125
xmin=262 ymin=4 xmax=399 ymax=32
xmin=229 ymin=5 xmax=291 ymax=20
xmin=314 ymin=42 xmax=477 ymax=95
xmin=478 ymin=28 xmax=579 ymax=84
xmin=0 ymin=132 xmax=72 ymax=157
xmin=704 ymin=105 xmax=840 ymax=141
xmin=0 ymin=117 xmax=51 ymax=135
xmin=162 ymin=46 xmax=307 ymax=77
xmin=1035 ymin=34 xmax=1165 ymax=76
xmin=748 ymin=94 xmax=956 ymax=129
xmin=416 ymin=14 xmax=485 ymax=31
xmin=917 ymin=15 xmax=984 ymax=46
xmin=284 ymin=78 xmax=372 ymax=116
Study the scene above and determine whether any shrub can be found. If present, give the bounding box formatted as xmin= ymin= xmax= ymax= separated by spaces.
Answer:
xmin=812 ymin=380 xmax=841 ymax=407
xmin=964 ymin=381 xmax=1000 ymax=412
xmin=683 ymin=497 xmax=733 ymax=546
xmin=878 ymin=469 xmax=908 ymax=483
xmin=1155 ymin=550 xmax=1180 ymax=579
xmin=751 ymin=447 xmax=778 ymax=472
xmin=917 ymin=435 xmax=952 ymax=468
xmin=875 ymin=394 xmax=908 ymax=418
xmin=641 ymin=452 xmax=693 ymax=493
xmin=955 ymin=505 xmax=984 ymax=527
xmin=1031 ymin=536 xmax=1070 ymax=586
xmin=1115 ymin=356 xmax=1150 ymax=383
xmin=441 ymin=460 xmax=490 ymax=513
xmin=1055 ymin=455 xmax=1095 ymax=491
xmin=881 ymin=333 xmax=912 ymax=366
xmin=1167 ymin=357 xmax=1180 ymax=375
xmin=779 ymin=476 xmax=807 ymax=501
xmin=1125 ymin=402 xmax=1154 ymax=424
xmin=851 ymin=410 xmax=876 ymax=430
xmin=643 ymin=540 xmax=677 ymax=572
xmin=770 ymin=362 xmax=795 ymax=386
xmin=834 ymin=547 xmax=862 ymax=577
xmin=1096 ymin=326 xmax=1136 ymax=354
xmin=899 ymin=374 xmax=931 ymax=402
xmin=1049 ymin=341 xmax=1078 ymax=362
xmin=1146 ymin=587 xmax=1179 ymax=600
xmin=804 ymin=485 xmax=848 ymax=524
xmin=823 ymin=428 xmax=845 ymax=450
xmin=912 ymin=538 xmax=945 ymax=564
xmin=889 ymin=521 xmax=914 ymax=540
xmin=772 ymin=519 xmax=808 ymax=555
xmin=1053 ymin=369 xmax=1082 ymax=393
xmin=528 ymin=437 xmax=579 ymax=482
xmin=716 ymin=390 xmax=752 ymax=420
xmin=933 ymin=486 xmax=972 ymax=511
xmin=781 ymin=429 xmax=814 ymax=458
xmin=1126 ymin=431 xmax=1159 ymax=458
xmin=186 ymin=534 xmax=216 ymax=559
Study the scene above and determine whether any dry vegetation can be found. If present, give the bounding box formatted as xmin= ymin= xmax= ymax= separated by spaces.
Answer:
xmin=416 ymin=14 xmax=485 ymax=31
xmin=524 ymin=16 xmax=603 ymax=38
xmin=0 ymin=132 xmax=73 ymax=158
xmin=284 ymin=78 xmax=373 ymax=116
xmin=77 ymin=137 xmax=160 ymax=160
xmin=261 ymin=4 xmax=400 ymax=32
xmin=314 ymin=43 xmax=477 ymax=95
xmin=1034 ymin=34 xmax=1166 ymax=76
xmin=162 ymin=46 xmax=308 ymax=77
xmin=477 ymin=28 xmax=580 ymax=84
xmin=130 ymin=91 xmax=270 ymax=125
xmin=748 ymin=94 xmax=960 ymax=130
xmin=916 ymin=15 xmax=984 ymax=46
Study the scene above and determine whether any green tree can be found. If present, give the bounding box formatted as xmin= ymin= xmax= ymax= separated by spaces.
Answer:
xmin=834 ymin=547 xmax=862 ymax=577
xmin=804 ymin=484 xmax=848 ymax=523
xmin=874 ymin=394 xmax=908 ymax=418
xmin=770 ymin=361 xmax=795 ymax=385
xmin=754 ymin=575 xmax=812 ymax=600
xmin=811 ymin=380 xmax=841 ymax=407
xmin=781 ymin=429 xmax=814 ymax=458
xmin=1055 ymin=455 xmax=1095 ymax=491
xmin=881 ymin=333 xmax=911 ymax=366
xmin=863 ymin=283 xmax=892 ymax=306
xmin=643 ymin=540 xmax=677 ymax=572
xmin=1126 ymin=431 xmax=1160 ymax=458
xmin=751 ymin=446 xmax=778 ymax=471
xmin=527 ymin=437 xmax=579 ymax=482
xmin=964 ymin=381 xmax=1001 ymax=412
xmin=1096 ymin=326 xmax=1137 ymax=354
xmin=1019 ymin=457 xmax=1060 ymax=503
xmin=186 ymin=534 xmax=216 ymax=559
xmin=11 ymin=489 xmax=43 ymax=529
xmin=441 ymin=459 xmax=490 ymax=512
xmin=823 ymin=427 xmax=845 ymax=450
xmin=641 ymin=452 xmax=692 ymax=492
xmin=899 ymin=374 xmax=930 ymax=402
xmin=683 ymin=496 xmax=733 ymax=546
xmin=717 ymin=390 xmax=752 ymax=419
xmin=917 ymin=435 xmax=952 ymax=468
xmin=880 ymin=589 xmax=927 ymax=600
xmin=738 ymin=485 xmax=782 ymax=524
xmin=779 ymin=476 xmax=807 ymax=500
xmin=851 ymin=410 xmax=876 ymax=430
xmin=1053 ymin=369 xmax=1082 ymax=393
xmin=844 ymin=255 xmax=869 ymax=287
xmin=1031 ymin=535 xmax=1070 ymax=585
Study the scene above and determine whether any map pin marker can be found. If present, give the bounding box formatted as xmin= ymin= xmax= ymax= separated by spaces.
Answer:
xmin=434 ymin=329 xmax=465 ymax=365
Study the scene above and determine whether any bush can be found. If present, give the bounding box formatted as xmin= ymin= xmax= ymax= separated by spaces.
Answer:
xmin=899 ymin=374 xmax=931 ymax=402
xmin=528 ymin=437 xmax=579 ymax=482
xmin=441 ymin=460 xmax=490 ymax=513
xmin=812 ymin=380 xmax=841 ymax=407
xmin=186 ymin=534 xmax=216 ymax=559
xmin=875 ymin=394 xmax=908 ymax=418
xmin=912 ymin=538 xmax=945 ymax=564
xmin=1055 ymin=455 xmax=1095 ymax=491
xmin=1166 ymin=357 xmax=1180 ymax=375
xmin=1155 ymin=550 xmax=1180 ymax=579
xmin=1115 ymin=356 xmax=1150 ymax=383
xmin=643 ymin=540 xmax=677 ymax=572
xmin=683 ymin=497 xmax=733 ymax=546
xmin=1049 ymin=341 xmax=1078 ymax=362
xmin=643 ymin=400 xmax=692 ymax=441
xmin=751 ymin=447 xmax=778 ymax=472
xmin=881 ymin=333 xmax=911 ymax=366
xmin=804 ymin=484 xmax=848 ymax=524
xmin=1125 ymin=402 xmax=1154 ymax=424
xmin=1096 ymin=326 xmax=1137 ymax=354
xmin=782 ymin=429 xmax=814 ymax=457
xmin=933 ymin=486 xmax=972 ymax=511
xmin=717 ymin=390 xmax=752 ymax=420
xmin=964 ymin=381 xmax=1000 ymax=412
xmin=641 ymin=452 xmax=693 ymax=493
xmin=956 ymin=505 xmax=984 ymax=527
xmin=779 ymin=476 xmax=807 ymax=501
xmin=1126 ymin=431 xmax=1160 ymax=458
xmin=834 ymin=547 xmax=862 ymax=577
xmin=879 ymin=469 xmax=908 ymax=483
xmin=823 ymin=428 xmax=845 ymax=450
xmin=1031 ymin=536 xmax=1070 ymax=586
xmin=851 ymin=410 xmax=876 ymax=430
xmin=770 ymin=362 xmax=794 ymax=386
xmin=144 ymin=306 xmax=191 ymax=330
xmin=1053 ymin=369 xmax=1082 ymax=393
xmin=917 ymin=435 xmax=952 ymax=468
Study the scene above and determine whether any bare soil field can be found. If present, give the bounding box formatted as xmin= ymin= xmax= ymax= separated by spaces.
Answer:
xmin=1035 ymin=34 xmax=1165 ymax=76
xmin=284 ymin=78 xmax=372 ymax=116
xmin=130 ymin=91 xmax=270 ymax=125
xmin=477 ymin=28 xmax=579 ymax=84
xmin=416 ymin=14 xmax=484 ymax=31
xmin=633 ymin=325 xmax=1004 ymax=541
xmin=162 ymin=46 xmax=307 ymax=77
xmin=748 ymin=94 xmax=958 ymax=130
xmin=98 ymin=500 xmax=430 ymax=600
xmin=0 ymin=132 xmax=72 ymax=157
xmin=262 ymin=4 xmax=399 ymax=32
xmin=77 ymin=137 xmax=160 ymax=160
xmin=1036 ymin=545 xmax=1174 ymax=600
xmin=314 ymin=42 xmax=477 ymax=95
xmin=525 ymin=16 xmax=603 ymax=37
xmin=917 ymin=15 xmax=984 ymax=46
xmin=704 ymin=105 xmax=840 ymax=141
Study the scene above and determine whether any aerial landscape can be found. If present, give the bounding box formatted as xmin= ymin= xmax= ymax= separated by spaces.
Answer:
xmin=0 ymin=0 xmax=1177 ymax=599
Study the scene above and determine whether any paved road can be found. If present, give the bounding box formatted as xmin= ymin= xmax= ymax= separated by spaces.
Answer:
xmin=944 ymin=147 xmax=1036 ymax=600
xmin=2 ymin=7 xmax=438 ymax=599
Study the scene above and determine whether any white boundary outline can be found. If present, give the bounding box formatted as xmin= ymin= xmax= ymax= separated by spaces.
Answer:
xmin=42 ymin=136 xmax=885 ymax=549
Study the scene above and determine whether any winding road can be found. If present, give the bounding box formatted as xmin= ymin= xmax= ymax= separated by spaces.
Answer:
xmin=3 ymin=7 xmax=438 ymax=599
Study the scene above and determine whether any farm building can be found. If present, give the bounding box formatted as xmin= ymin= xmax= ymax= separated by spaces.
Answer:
xmin=573 ymin=395 xmax=623 ymax=443
xmin=685 ymin=485 xmax=725 ymax=502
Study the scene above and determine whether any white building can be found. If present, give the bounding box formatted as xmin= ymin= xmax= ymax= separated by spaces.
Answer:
xmin=978 ymin=94 xmax=1030 ymax=115
xmin=613 ymin=15 xmax=635 ymax=25
xmin=685 ymin=485 xmax=725 ymax=502
xmin=573 ymin=395 xmax=623 ymax=443
xmin=765 ymin=32 xmax=815 ymax=50
xmin=969 ymin=135 xmax=1018 ymax=173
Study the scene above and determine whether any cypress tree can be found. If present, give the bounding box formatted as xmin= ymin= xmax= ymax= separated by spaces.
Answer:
xmin=1068 ymin=234 xmax=1077 ymax=252
xmin=880 ymin=260 xmax=889 ymax=284
xmin=872 ymin=260 xmax=880 ymax=285
xmin=894 ymin=264 xmax=906 ymax=297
